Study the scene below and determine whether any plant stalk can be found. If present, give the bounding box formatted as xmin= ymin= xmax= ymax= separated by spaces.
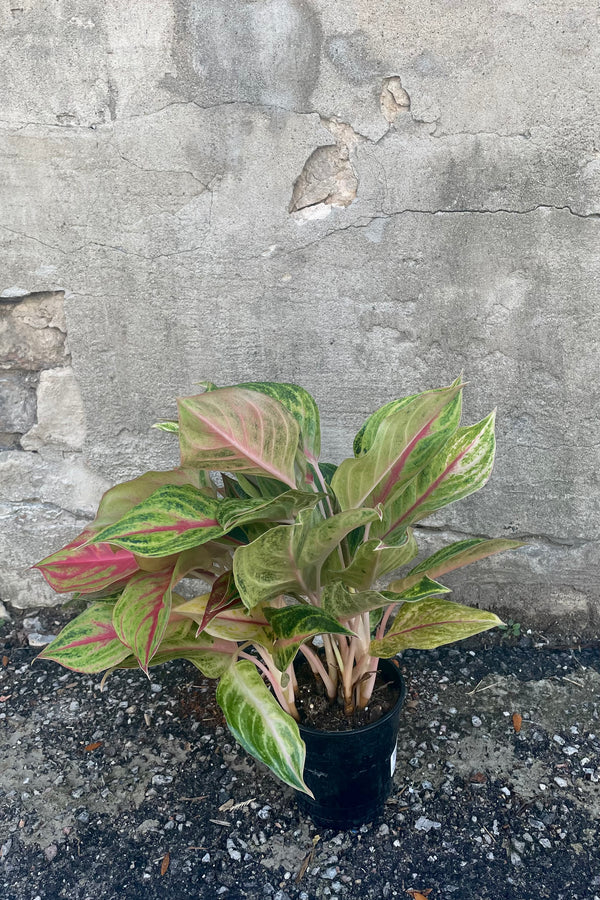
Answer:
xmin=299 ymin=644 xmax=337 ymax=700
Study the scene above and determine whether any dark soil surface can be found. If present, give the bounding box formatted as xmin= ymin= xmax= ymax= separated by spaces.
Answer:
xmin=1 ymin=608 xmax=600 ymax=900
xmin=295 ymin=657 xmax=401 ymax=731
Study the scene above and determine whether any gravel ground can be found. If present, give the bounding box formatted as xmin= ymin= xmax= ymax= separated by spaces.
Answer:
xmin=1 ymin=609 xmax=599 ymax=900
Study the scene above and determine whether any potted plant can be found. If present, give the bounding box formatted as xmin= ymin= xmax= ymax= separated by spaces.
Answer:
xmin=34 ymin=379 xmax=522 ymax=827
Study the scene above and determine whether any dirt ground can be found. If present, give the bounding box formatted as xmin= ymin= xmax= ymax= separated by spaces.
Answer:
xmin=1 ymin=608 xmax=599 ymax=900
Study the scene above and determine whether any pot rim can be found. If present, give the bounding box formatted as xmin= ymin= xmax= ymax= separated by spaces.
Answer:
xmin=297 ymin=657 xmax=407 ymax=739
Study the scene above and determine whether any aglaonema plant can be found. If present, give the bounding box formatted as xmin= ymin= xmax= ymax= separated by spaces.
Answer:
xmin=35 ymin=379 xmax=523 ymax=795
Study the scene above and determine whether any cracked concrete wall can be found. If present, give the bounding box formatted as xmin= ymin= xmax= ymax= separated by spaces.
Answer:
xmin=0 ymin=1 xmax=599 ymax=631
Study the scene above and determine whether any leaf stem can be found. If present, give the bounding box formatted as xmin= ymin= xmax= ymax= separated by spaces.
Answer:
xmin=376 ymin=603 xmax=399 ymax=641
xmin=299 ymin=644 xmax=337 ymax=700
xmin=237 ymin=651 xmax=295 ymax=718
xmin=322 ymin=634 xmax=339 ymax=694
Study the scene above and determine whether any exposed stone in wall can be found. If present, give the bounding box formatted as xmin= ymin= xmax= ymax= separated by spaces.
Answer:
xmin=289 ymin=118 xmax=364 ymax=215
xmin=289 ymin=78 xmax=411 ymax=216
xmin=0 ymin=372 xmax=37 ymax=449
xmin=0 ymin=291 xmax=70 ymax=450
xmin=0 ymin=289 xmax=107 ymax=608
xmin=380 ymin=76 xmax=411 ymax=123
xmin=0 ymin=290 xmax=68 ymax=371
xmin=20 ymin=367 xmax=86 ymax=451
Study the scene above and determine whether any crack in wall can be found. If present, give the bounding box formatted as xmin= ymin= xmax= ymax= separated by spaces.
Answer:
xmin=280 ymin=204 xmax=600 ymax=259
xmin=110 ymin=144 xmax=212 ymax=190
xmin=415 ymin=522 xmax=596 ymax=550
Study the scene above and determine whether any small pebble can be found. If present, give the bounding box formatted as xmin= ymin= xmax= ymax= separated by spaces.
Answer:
xmin=414 ymin=816 xmax=441 ymax=832
xmin=151 ymin=774 xmax=173 ymax=786
xmin=322 ymin=867 xmax=338 ymax=879
xmin=44 ymin=844 xmax=58 ymax=862
xmin=471 ymin=716 xmax=482 ymax=727
xmin=27 ymin=633 xmax=57 ymax=647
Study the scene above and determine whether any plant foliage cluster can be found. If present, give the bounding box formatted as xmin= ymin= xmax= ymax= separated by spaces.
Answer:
xmin=36 ymin=380 xmax=522 ymax=793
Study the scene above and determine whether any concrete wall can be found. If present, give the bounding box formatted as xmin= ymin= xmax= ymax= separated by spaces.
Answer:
xmin=1 ymin=1 xmax=599 ymax=631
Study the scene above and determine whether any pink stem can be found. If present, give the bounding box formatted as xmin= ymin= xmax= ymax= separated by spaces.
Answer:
xmin=300 ymin=644 xmax=336 ymax=699
xmin=357 ymin=656 xmax=378 ymax=708
xmin=238 ymin=651 xmax=291 ymax=714
xmin=376 ymin=603 xmax=398 ymax=641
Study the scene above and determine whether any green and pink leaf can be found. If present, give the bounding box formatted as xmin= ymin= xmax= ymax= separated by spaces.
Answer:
xmin=112 ymin=568 xmax=175 ymax=673
xmin=90 ymin=485 xmax=224 ymax=557
xmin=36 ymin=601 xmax=130 ymax=673
xmin=379 ymin=412 xmax=496 ymax=540
xmin=369 ymin=596 xmax=503 ymax=657
xmin=34 ymin=530 xmax=139 ymax=595
xmin=178 ymin=387 xmax=301 ymax=488
xmin=264 ymin=604 xmax=354 ymax=670
xmin=388 ymin=537 xmax=525 ymax=594
xmin=332 ymin=382 xmax=463 ymax=510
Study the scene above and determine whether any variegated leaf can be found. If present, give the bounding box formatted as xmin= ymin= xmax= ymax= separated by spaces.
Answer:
xmin=34 ymin=530 xmax=139 ymax=595
xmin=90 ymin=485 xmax=224 ymax=557
xmin=389 ymin=574 xmax=451 ymax=601
xmin=233 ymin=507 xmax=380 ymax=608
xmin=322 ymin=529 xmax=418 ymax=591
xmin=322 ymin=582 xmax=390 ymax=619
xmin=221 ymin=474 xmax=248 ymax=499
xmin=236 ymin=381 xmax=321 ymax=462
xmin=321 ymin=576 xmax=449 ymax=621
xmin=92 ymin=468 xmax=210 ymax=530
xmin=175 ymin=593 xmax=270 ymax=643
xmin=264 ymin=605 xmax=354 ymax=671
xmin=216 ymin=660 xmax=311 ymax=794
xmin=369 ymin=596 xmax=503 ymax=657
xmin=353 ymin=377 xmax=463 ymax=457
xmin=111 ymin=547 xmax=216 ymax=672
xmin=353 ymin=393 xmax=418 ymax=457
xmin=315 ymin=461 xmax=337 ymax=486
xmin=36 ymin=601 xmax=130 ymax=673
xmin=152 ymin=420 xmax=179 ymax=434
xmin=112 ymin=568 xmax=175 ymax=673
xmin=217 ymin=490 xmax=322 ymax=531
xmin=110 ymin=619 xmax=238 ymax=678
xmin=388 ymin=537 xmax=525 ymax=594
xmin=141 ymin=618 xmax=236 ymax=678
xmin=331 ymin=383 xmax=463 ymax=510
xmin=197 ymin=571 xmax=239 ymax=632
xmin=237 ymin=473 xmax=291 ymax=499
xmin=378 ymin=411 xmax=497 ymax=540
xmin=178 ymin=387 xmax=300 ymax=488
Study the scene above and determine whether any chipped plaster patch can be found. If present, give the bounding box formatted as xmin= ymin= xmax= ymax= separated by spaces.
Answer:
xmin=380 ymin=76 xmax=411 ymax=123
xmin=21 ymin=367 xmax=86 ymax=452
xmin=289 ymin=118 xmax=364 ymax=217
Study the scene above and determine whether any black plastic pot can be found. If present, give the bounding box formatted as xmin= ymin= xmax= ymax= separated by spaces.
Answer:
xmin=294 ymin=659 xmax=407 ymax=828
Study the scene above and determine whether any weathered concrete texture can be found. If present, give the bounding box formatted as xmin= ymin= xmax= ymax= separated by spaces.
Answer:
xmin=0 ymin=1 xmax=599 ymax=625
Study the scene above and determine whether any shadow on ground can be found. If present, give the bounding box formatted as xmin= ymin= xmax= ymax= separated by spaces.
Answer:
xmin=1 ymin=610 xmax=599 ymax=900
